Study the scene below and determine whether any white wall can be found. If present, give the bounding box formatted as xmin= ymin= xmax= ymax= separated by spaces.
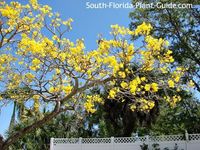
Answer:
xmin=51 ymin=134 xmax=200 ymax=150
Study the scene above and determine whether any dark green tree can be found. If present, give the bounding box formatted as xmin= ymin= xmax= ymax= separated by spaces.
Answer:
xmin=149 ymin=96 xmax=200 ymax=135
xmin=130 ymin=0 xmax=200 ymax=92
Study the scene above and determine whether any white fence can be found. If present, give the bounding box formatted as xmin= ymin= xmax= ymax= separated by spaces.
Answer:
xmin=50 ymin=133 xmax=200 ymax=150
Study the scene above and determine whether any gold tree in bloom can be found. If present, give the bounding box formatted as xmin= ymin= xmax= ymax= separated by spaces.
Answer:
xmin=0 ymin=0 xmax=193 ymax=149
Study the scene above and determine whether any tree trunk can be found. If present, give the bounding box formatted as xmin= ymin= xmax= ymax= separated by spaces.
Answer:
xmin=9 ymin=101 xmax=17 ymax=132
xmin=0 ymin=135 xmax=4 ymax=150
xmin=0 ymin=101 xmax=65 ymax=150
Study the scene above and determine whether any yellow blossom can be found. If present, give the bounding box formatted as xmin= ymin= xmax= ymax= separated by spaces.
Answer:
xmin=188 ymin=80 xmax=195 ymax=87
xmin=108 ymin=89 xmax=117 ymax=99
xmin=84 ymin=95 xmax=103 ymax=113
xmin=84 ymin=101 xmax=96 ymax=113
xmin=0 ymin=5 xmax=19 ymax=19
xmin=141 ymin=77 xmax=146 ymax=82
xmin=148 ymin=101 xmax=155 ymax=109
xmin=49 ymin=87 xmax=59 ymax=93
xmin=108 ymin=88 xmax=119 ymax=99
xmin=63 ymin=85 xmax=73 ymax=94
xmin=135 ymin=22 xmax=152 ymax=36
xmin=168 ymin=80 xmax=175 ymax=88
xmin=25 ymin=73 xmax=35 ymax=82
xmin=129 ymin=80 xmax=138 ymax=94
xmin=120 ymin=81 xmax=128 ymax=89
xmin=130 ymin=104 xmax=136 ymax=111
xmin=144 ymin=84 xmax=151 ymax=91
xmin=151 ymin=83 xmax=158 ymax=92
xmin=118 ymin=71 xmax=126 ymax=78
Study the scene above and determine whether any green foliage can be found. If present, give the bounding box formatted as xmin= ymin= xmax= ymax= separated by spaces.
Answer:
xmin=140 ymin=143 xmax=148 ymax=150
xmin=140 ymin=143 xmax=183 ymax=150
xmin=150 ymin=97 xmax=200 ymax=135
xmin=8 ymin=112 xmax=83 ymax=150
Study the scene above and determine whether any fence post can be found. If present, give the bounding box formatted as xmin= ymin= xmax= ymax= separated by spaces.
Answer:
xmin=111 ymin=137 xmax=114 ymax=150
xmin=135 ymin=132 xmax=139 ymax=141
xmin=79 ymin=137 xmax=82 ymax=150
xmin=146 ymin=135 xmax=150 ymax=149
xmin=185 ymin=130 xmax=189 ymax=150
xmin=50 ymin=138 xmax=54 ymax=150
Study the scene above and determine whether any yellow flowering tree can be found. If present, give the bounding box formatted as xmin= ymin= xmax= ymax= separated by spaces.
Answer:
xmin=0 ymin=0 xmax=192 ymax=149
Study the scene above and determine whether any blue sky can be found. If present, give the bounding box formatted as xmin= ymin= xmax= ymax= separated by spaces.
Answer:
xmin=0 ymin=0 xmax=133 ymax=136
